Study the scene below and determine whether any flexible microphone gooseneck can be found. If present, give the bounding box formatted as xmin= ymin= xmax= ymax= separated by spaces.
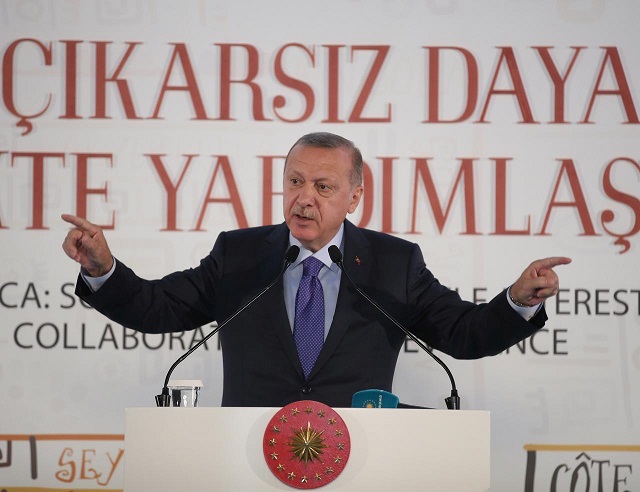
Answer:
xmin=328 ymin=245 xmax=460 ymax=410
xmin=155 ymin=245 xmax=300 ymax=407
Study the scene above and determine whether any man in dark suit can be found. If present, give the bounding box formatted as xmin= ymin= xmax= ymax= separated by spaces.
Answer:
xmin=62 ymin=132 xmax=571 ymax=408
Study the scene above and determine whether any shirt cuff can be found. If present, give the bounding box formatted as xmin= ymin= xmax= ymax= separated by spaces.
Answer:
xmin=506 ymin=289 xmax=542 ymax=321
xmin=81 ymin=258 xmax=116 ymax=292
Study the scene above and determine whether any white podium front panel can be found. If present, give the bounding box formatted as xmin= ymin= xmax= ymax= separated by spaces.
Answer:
xmin=124 ymin=407 xmax=489 ymax=491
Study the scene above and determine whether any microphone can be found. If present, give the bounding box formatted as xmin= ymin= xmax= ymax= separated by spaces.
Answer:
xmin=328 ymin=245 xmax=460 ymax=410
xmin=155 ymin=245 xmax=300 ymax=407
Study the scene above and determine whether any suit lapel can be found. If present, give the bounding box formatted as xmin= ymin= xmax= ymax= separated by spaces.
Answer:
xmin=308 ymin=220 xmax=372 ymax=380
xmin=259 ymin=224 xmax=305 ymax=378
xmin=256 ymin=223 xmax=289 ymax=286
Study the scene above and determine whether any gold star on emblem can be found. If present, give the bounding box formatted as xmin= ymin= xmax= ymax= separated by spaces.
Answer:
xmin=314 ymin=473 xmax=322 ymax=481
xmin=317 ymin=410 xmax=325 ymax=417
xmin=337 ymin=443 xmax=345 ymax=450
xmin=292 ymin=408 xmax=300 ymax=416
xmin=325 ymin=467 xmax=334 ymax=474
xmin=269 ymin=438 xmax=276 ymax=446
xmin=334 ymin=456 xmax=342 ymax=464
xmin=305 ymin=406 xmax=313 ymax=414
xmin=301 ymin=476 xmax=308 ymax=483
xmin=288 ymin=472 xmax=296 ymax=480
xmin=279 ymin=414 xmax=288 ymax=423
xmin=272 ymin=426 xmax=280 ymax=433
xmin=277 ymin=464 xmax=285 ymax=471
xmin=328 ymin=417 xmax=336 ymax=425
xmin=335 ymin=429 xmax=343 ymax=436
xmin=270 ymin=452 xmax=278 ymax=460
xmin=288 ymin=421 xmax=327 ymax=464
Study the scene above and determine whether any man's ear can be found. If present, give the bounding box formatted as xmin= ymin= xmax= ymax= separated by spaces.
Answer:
xmin=348 ymin=185 xmax=364 ymax=214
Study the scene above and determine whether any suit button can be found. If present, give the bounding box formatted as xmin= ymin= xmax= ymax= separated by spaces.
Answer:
xmin=301 ymin=386 xmax=312 ymax=395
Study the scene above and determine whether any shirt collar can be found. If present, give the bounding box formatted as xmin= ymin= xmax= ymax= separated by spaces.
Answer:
xmin=289 ymin=223 xmax=344 ymax=273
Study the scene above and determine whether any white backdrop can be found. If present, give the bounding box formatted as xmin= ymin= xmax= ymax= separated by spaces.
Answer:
xmin=1 ymin=1 xmax=639 ymax=490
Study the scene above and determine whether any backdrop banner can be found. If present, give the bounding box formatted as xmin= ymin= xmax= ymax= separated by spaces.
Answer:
xmin=1 ymin=1 xmax=639 ymax=490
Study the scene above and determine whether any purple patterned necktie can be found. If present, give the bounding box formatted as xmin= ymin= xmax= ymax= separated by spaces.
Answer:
xmin=293 ymin=256 xmax=325 ymax=380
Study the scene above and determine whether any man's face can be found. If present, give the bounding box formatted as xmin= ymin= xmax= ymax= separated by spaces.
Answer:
xmin=283 ymin=144 xmax=363 ymax=252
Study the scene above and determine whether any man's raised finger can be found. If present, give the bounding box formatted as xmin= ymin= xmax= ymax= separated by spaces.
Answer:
xmin=61 ymin=214 xmax=97 ymax=234
xmin=533 ymin=256 xmax=572 ymax=271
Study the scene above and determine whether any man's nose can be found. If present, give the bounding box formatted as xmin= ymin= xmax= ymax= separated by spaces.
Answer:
xmin=297 ymin=183 xmax=316 ymax=205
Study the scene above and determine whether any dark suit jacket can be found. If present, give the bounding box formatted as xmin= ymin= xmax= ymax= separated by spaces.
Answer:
xmin=76 ymin=220 xmax=545 ymax=407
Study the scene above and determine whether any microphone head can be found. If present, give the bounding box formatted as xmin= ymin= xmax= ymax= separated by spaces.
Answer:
xmin=285 ymin=245 xmax=300 ymax=264
xmin=328 ymin=245 xmax=343 ymax=264
xmin=352 ymin=389 xmax=399 ymax=408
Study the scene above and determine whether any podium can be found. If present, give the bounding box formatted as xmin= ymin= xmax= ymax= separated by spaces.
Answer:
xmin=124 ymin=407 xmax=489 ymax=491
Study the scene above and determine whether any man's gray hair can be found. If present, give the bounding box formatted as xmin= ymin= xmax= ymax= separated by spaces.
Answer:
xmin=285 ymin=132 xmax=363 ymax=187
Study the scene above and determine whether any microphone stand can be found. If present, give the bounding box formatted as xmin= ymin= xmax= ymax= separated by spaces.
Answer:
xmin=329 ymin=246 xmax=460 ymax=410
xmin=155 ymin=246 xmax=300 ymax=407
